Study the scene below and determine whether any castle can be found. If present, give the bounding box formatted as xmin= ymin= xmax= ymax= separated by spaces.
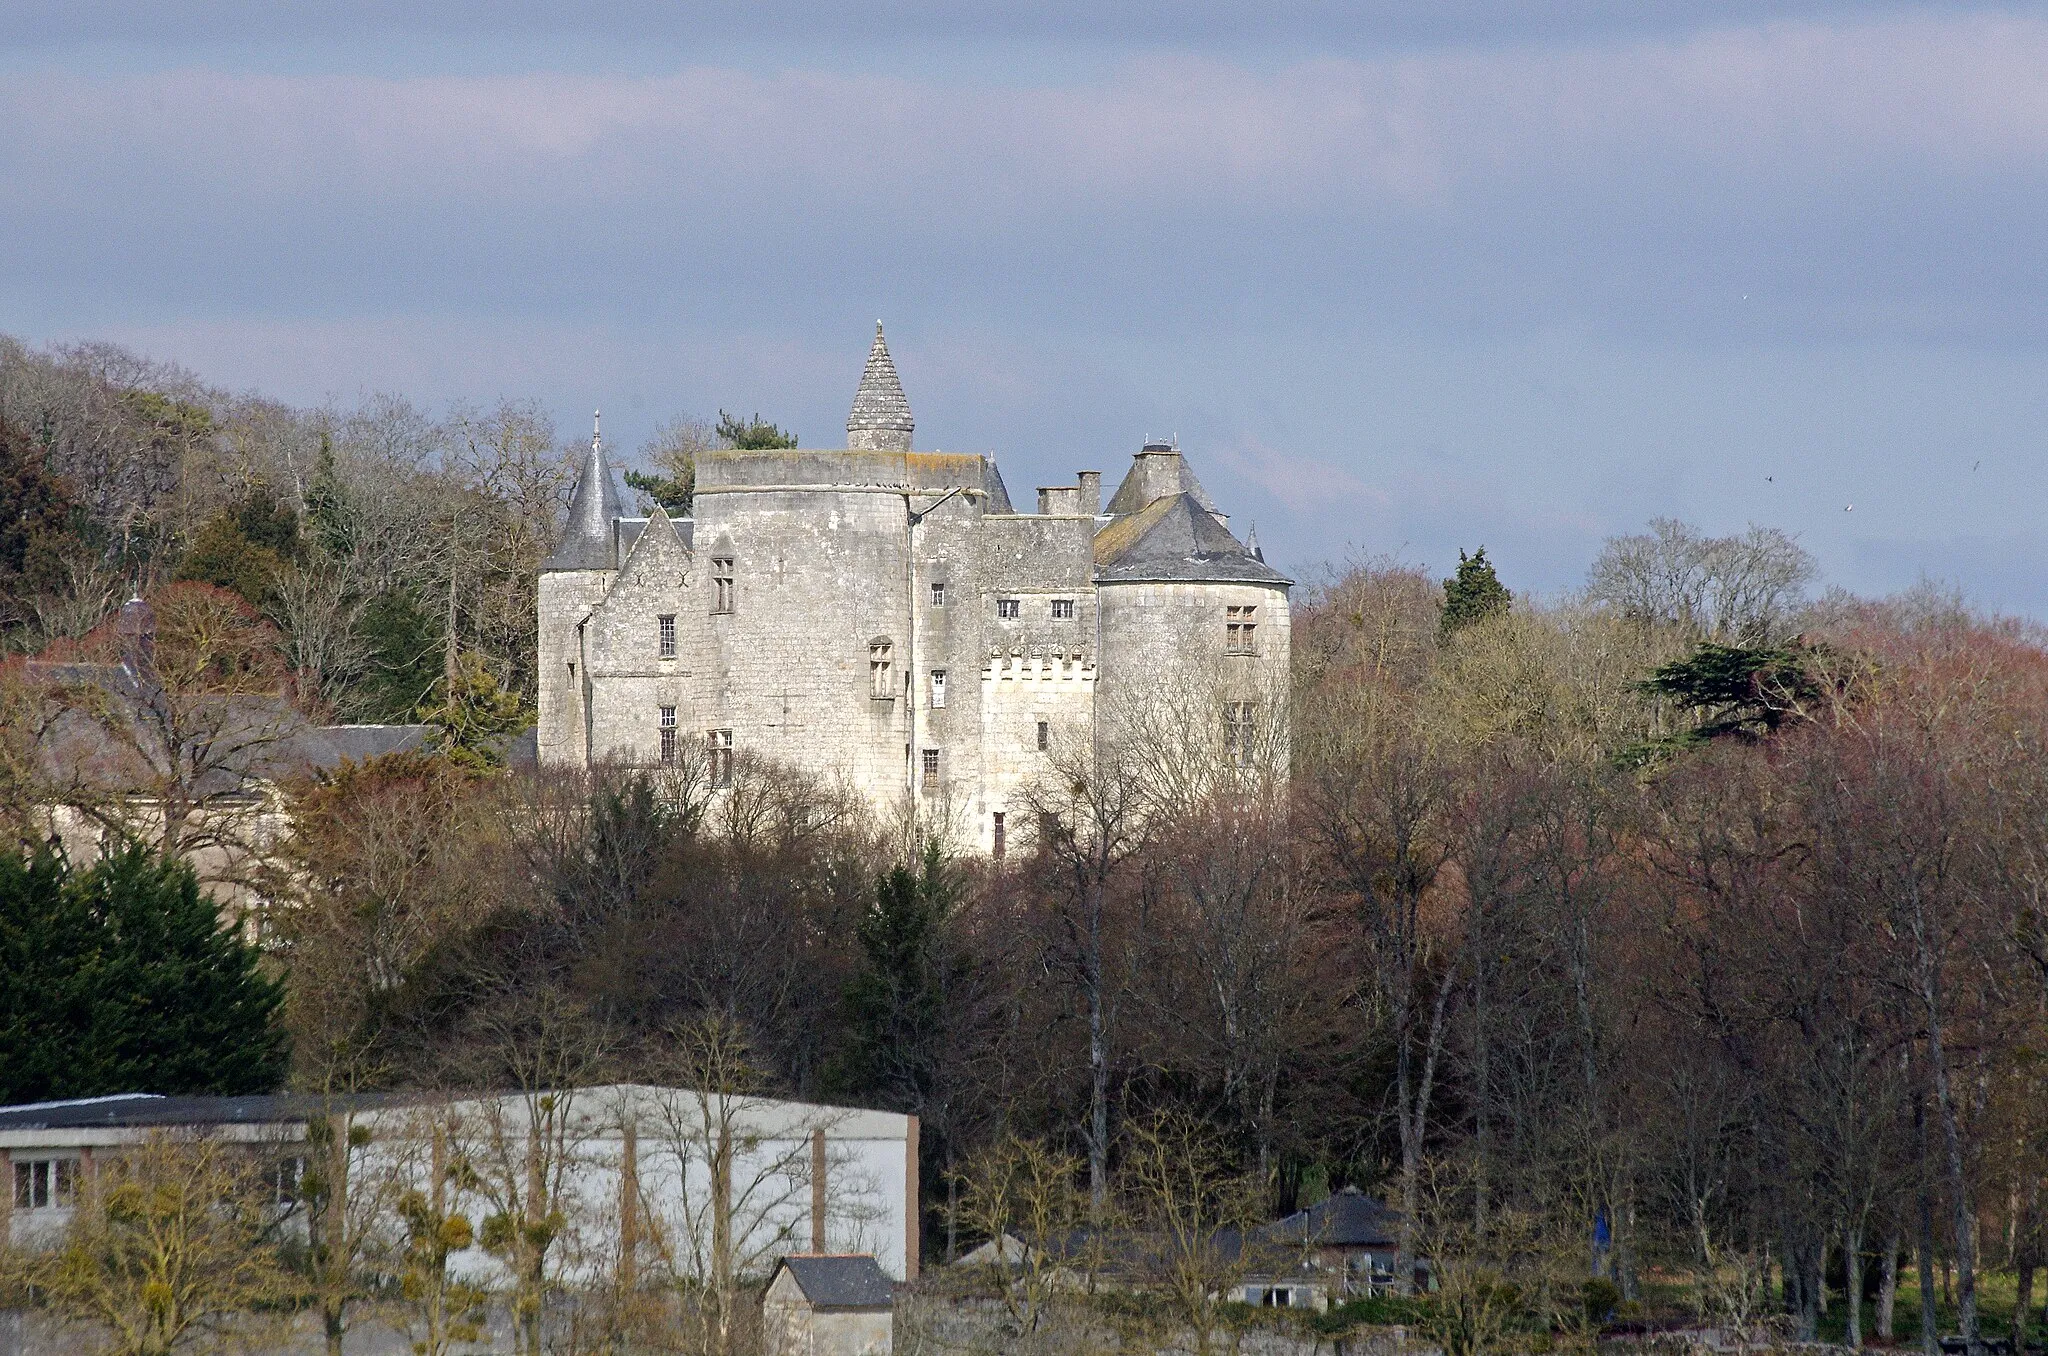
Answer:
xmin=536 ymin=325 xmax=1291 ymax=852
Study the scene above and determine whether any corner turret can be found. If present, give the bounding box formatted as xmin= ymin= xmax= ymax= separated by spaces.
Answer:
xmin=544 ymin=412 xmax=628 ymax=571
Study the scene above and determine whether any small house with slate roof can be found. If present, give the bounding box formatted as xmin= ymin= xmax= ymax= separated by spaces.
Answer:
xmin=763 ymin=1254 xmax=895 ymax=1356
xmin=538 ymin=324 xmax=1291 ymax=852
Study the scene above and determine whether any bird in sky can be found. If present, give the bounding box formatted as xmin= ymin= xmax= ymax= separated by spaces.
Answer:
xmin=1974 ymin=460 xmax=1982 ymax=472
xmin=1765 ymin=475 xmax=1774 ymax=483
xmin=1845 ymin=503 xmax=1854 ymax=512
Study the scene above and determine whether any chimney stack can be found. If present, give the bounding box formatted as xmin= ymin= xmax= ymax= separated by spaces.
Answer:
xmin=1077 ymin=470 xmax=1102 ymax=516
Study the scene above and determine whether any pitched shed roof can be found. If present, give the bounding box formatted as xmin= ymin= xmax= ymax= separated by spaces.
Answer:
xmin=773 ymin=1255 xmax=896 ymax=1309
xmin=1092 ymin=493 xmax=1291 ymax=586
xmin=1265 ymin=1187 xmax=1402 ymax=1248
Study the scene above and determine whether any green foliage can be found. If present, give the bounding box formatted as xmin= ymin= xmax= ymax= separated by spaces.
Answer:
xmin=417 ymin=650 xmax=530 ymax=770
xmin=352 ymin=589 xmax=444 ymax=722
xmin=1628 ymin=640 xmax=1830 ymax=763
xmin=832 ymin=842 xmax=963 ymax=1112
xmin=1440 ymin=548 xmax=1511 ymax=639
xmin=1310 ymin=1293 xmax=1437 ymax=1335
xmin=0 ymin=412 xmax=89 ymax=598
xmin=303 ymin=432 xmax=352 ymax=559
xmin=0 ymin=840 xmax=289 ymax=1103
xmin=173 ymin=485 xmax=300 ymax=609
xmin=623 ymin=467 xmax=693 ymax=516
xmin=716 ymin=409 xmax=798 ymax=450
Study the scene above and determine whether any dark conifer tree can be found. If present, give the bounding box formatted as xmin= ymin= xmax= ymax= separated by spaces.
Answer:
xmin=1440 ymin=546 xmax=1512 ymax=639
xmin=0 ymin=841 xmax=288 ymax=1103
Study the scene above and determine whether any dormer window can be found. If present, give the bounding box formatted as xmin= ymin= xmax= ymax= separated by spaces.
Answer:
xmin=870 ymin=639 xmax=895 ymax=700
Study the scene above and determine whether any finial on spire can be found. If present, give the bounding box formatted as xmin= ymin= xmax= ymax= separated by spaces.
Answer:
xmin=593 ymin=409 xmax=602 ymax=444
xmin=847 ymin=321 xmax=914 ymax=453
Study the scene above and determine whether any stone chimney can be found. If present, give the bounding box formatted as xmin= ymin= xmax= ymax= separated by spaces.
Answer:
xmin=1077 ymin=471 xmax=1102 ymax=516
xmin=1038 ymin=486 xmax=1080 ymax=515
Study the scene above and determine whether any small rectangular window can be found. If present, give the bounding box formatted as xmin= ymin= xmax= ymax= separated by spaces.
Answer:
xmin=712 ymin=557 xmax=735 ymax=614
xmin=1051 ymin=598 xmax=1075 ymax=620
xmin=921 ymin=747 xmax=940 ymax=788
xmin=1224 ymin=700 xmax=1257 ymax=768
xmin=870 ymin=640 xmax=895 ymax=699
xmin=992 ymin=811 xmax=1006 ymax=859
xmin=930 ymin=669 xmax=947 ymax=708
xmin=659 ymin=705 xmax=677 ymax=765
xmin=1226 ymin=604 xmax=1258 ymax=655
xmin=658 ymin=614 xmax=677 ymax=659
xmin=1036 ymin=719 xmax=1050 ymax=752
xmin=930 ymin=581 xmax=947 ymax=607
xmin=997 ymin=598 xmax=1020 ymax=620
xmin=708 ymin=729 xmax=733 ymax=788
xmin=13 ymin=1158 xmax=75 ymax=1211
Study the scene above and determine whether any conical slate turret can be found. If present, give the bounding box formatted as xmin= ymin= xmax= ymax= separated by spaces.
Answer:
xmin=846 ymin=321 xmax=914 ymax=452
xmin=544 ymin=412 xmax=627 ymax=571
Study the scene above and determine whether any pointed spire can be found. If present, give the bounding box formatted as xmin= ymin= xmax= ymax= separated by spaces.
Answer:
xmin=1246 ymin=522 xmax=1264 ymax=562
xmin=846 ymin=320 xmax=914 ymax=452
xmin=544 ymin=408 xmax=628 ymax=571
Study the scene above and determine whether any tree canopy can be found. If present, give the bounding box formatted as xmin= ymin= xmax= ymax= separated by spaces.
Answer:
xmin=0 ymin=840 xmax=289 ymax=1102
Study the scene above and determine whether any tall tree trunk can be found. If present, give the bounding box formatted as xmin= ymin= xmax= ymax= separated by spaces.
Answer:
xmin=1879 ymin=1230 xmax=1900 ymax=1341
xmin=1085 ymin=873 xmax=1109 ymax=1215
xmin=1846 ymin=1220 xmax=1866 ymax=1349
xmin=1920 ymin=1149 xmax=1942 ymax=1356
xmin=1915 ymin=896 xmax=1980 ymax=1351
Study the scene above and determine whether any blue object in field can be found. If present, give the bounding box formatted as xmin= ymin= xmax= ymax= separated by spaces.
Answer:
xmin=1593 ymin=1208 xmax=1612 ymax=1252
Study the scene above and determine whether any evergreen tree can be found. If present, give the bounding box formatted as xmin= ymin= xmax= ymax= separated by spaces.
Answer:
xmin=1440 ymin=546 xmax=1512 ymax=639
xmin=623 ymin=468 xmax=693 ymax=516
xmin=0 ymin=841 xmax=289 ymax=1103
xmin=715 ymin=410 xmax=798 ymax=451
xmin=833 ymin=842 xmax=961 ymax=1115
xmin=417 ymin=649 xmax=530 ymax=770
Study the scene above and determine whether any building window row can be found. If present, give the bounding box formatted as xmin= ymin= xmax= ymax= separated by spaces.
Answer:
xmin=656 ymin=712 xmax=735 ymax=786
xmin=994 ymin=597 xmax=1078 ymax=620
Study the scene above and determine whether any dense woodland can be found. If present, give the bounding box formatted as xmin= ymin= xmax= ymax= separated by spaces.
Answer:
xmin=6 ymin=335 xmax=2048 ymax=1351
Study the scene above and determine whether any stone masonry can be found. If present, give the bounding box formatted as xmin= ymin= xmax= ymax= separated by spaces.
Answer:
xmin=536 ymin=325 xmax=1291 ymax=852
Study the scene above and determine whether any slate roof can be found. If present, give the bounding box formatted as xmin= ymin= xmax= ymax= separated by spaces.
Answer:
xmin=1105 ymin=448 xmax=1220 ymax=517
xmin=1093 ymin=493 xmax=1291 ymax=586
xmin=0 ymin=1092 xmax=424 ymax=1132
xmin=22 ymin=659 xmax=440 ymax=796
xmin=983 ymin=458 xmax=1015 ymax=514
xmin=774 ymin=1254 xmax=896 ymax=1309
xmin=845 ymin=323 xmax=914 ymax=453
xmin=1265 ymin=1188 xmax=1402 ymax=1248
xmin=545 ymin=428 xmax=628 ymax=571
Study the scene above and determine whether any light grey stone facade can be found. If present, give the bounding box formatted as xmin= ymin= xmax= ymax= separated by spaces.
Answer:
xmin=536 ymin=326 xmax=1291 ymax=852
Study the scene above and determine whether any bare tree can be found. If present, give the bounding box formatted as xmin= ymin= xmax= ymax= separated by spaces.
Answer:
xmin=1585 ymin=517 xmax=1817 ymax=643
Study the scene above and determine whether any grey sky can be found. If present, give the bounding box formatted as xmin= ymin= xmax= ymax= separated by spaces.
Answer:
xmin=3 ymin=2 xmax=2044 ymax=609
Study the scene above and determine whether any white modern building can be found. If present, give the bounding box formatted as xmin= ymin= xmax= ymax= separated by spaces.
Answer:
xmin=1 ymin=1086 xmax=920 ymax=1284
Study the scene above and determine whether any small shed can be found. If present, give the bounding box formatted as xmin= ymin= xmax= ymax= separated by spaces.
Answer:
xmin=763 ymin=1254 xmax=895 ymax=1356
